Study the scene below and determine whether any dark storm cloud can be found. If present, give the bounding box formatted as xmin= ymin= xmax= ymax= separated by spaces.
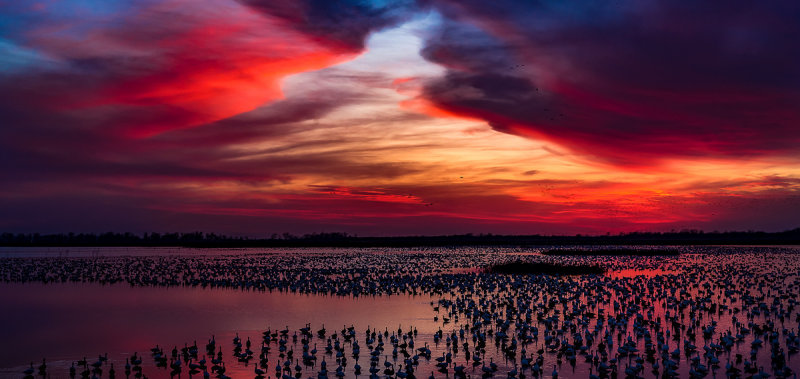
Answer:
xmin=418 ymin=0 xmax=800 ymax=165
xmin=241 ymin=0 xmax=420 ymax=51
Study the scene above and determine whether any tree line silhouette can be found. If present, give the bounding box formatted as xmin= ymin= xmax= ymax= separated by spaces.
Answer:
xmin=1 ymin=228 xmax=799 ymax=247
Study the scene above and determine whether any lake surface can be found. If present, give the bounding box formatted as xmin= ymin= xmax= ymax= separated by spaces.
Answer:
xmin=1 ymin=246 xmax=799 ymax=378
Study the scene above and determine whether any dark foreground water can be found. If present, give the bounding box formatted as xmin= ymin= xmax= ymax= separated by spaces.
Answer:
xmin=1 ymin=246 xmax=799 ymax=379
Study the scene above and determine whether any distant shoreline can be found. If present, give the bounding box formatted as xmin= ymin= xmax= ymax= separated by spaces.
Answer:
xmin=2 ymin=229 xmax=799 ymax=248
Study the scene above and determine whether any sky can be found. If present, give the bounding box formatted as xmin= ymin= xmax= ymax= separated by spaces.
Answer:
xmin=1 ymin=0 xmax=799 ymax=236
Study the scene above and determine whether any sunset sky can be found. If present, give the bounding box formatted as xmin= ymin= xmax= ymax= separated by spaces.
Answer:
xmin=2 ymin=0 xmax=799 ymax=236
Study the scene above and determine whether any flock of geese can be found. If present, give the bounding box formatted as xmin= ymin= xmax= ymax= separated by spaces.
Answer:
xmin=4 ymin=246 xmax=800 ymax=378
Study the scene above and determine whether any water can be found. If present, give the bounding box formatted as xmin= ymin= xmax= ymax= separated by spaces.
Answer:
xmin=0 ymin=247 xmax=280 ymax=258
xmin=0 ymin=283 xmax=436 ymax=378
xmin=1 ymin=246 xmax=799 ymax=378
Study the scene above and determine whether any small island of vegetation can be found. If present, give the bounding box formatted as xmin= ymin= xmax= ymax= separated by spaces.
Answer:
xmin=542 ymin=248 xmax=681 ymax=256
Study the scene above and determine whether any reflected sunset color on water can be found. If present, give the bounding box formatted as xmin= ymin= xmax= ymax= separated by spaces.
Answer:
xmin=1 ymin=246 xmax=799 ymax=378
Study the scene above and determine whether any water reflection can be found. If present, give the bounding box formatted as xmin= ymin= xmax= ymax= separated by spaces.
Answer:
xmin=607 ymin=269 xmax=678 ymax=278
xmin=0 ymin=246 xmax=799 ymax=379
xmin=0 ymin=283 xmax=436 ymax=378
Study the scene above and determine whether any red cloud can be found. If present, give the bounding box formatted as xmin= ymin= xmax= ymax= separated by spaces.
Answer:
xmin=19 ymin=0 xmax=357 ymax=138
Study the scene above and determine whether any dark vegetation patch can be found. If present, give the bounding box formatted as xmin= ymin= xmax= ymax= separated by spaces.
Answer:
xmin=487 ymin=261 xmax=605 ymax=275
xmin=3 ymin=229 xmax=800 ymax=247
xmin=541 ymin=248 xmax=681 ymax=256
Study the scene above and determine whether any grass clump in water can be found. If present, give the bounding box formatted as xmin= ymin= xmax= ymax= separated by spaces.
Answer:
xmin=487 ymin=261 xmax=605 ymax=275
xmin=541 ymin=248 xmax=680 ymax=256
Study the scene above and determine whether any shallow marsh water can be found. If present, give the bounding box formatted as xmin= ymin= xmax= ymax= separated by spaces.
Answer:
xmin=0 ymin=246 xmax=798 ymax=378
